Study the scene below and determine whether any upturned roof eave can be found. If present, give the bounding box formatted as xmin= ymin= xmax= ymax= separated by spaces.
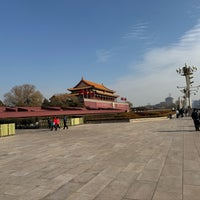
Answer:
xmin=68 ymin=78 xmax=115 ymax=93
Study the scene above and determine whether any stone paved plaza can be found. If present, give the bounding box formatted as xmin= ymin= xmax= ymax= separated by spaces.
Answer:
xmin=1 ymin=117 xmax=200 ymax=200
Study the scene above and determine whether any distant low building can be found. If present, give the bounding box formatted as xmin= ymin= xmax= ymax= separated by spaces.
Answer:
xmin=141 ymin=94 xmax=176 ymax=110
xmin=165 ymin=96 xmax=173 ymax=105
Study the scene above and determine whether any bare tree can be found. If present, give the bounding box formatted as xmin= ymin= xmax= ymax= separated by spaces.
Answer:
xmin=4 ymin=84 xmax=44 ymax=107
xmin=44 ymin=93 xmax=82 ymax=108
xmin=0 ymin=100 xmax=4 ymax=106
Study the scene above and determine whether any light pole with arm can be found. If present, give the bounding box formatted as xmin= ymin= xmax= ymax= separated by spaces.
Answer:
xmin=176 ymin=63 xmax=197 ymax=110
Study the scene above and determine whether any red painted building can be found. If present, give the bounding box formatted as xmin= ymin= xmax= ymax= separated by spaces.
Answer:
xmin=68 ymin=78 xmax=130 ymax=111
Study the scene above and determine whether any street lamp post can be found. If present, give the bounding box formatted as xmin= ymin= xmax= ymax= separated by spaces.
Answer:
xmin=176 ymin=63 xmax=197 ymax=109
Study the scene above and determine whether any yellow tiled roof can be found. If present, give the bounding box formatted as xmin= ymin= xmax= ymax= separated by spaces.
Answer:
xmin=68 ymin=86 xmax=91 ymax=91
xmin=68 ymin=78 xmax=115 ymax=93
xmin=82 ymin=78 xmax=115 ymax=92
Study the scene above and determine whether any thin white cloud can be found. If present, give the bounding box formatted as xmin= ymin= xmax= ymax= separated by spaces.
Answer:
xmin=111 ymin=20 xmax=200 ymax=106
xmin=96 ymin=49 xmax=112 ymax=62
xmin=122 ymin=21 xmax=149 ymax=40
xmin=179 ymin=22 xmax=200 ymax=45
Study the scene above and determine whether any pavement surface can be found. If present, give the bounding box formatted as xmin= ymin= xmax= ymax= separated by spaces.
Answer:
xmin=0 ymin=117 xmax=200 ymax=200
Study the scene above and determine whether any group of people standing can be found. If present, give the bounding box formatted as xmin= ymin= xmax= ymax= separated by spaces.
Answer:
xmin=47 ymin=116 xmax=68 ymax=131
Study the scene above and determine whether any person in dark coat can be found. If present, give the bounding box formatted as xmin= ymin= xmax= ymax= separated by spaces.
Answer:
xmin=191 ymin=109 xmax=200 ymax=131
xmin=63 ymin=115 xmax=69 ymax=129
xmin=47 ymin=117 xmax=51 ymax=129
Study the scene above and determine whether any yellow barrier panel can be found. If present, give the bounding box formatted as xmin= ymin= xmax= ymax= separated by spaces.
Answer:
xmin=8 ymin=123 xmax=15 ymax=135
xmin=74 ymin=118 xmax=79 ymax=125
xmin=0 ymin=124 xmax=9 ymax=137
xmin=0 ymin=123 xmax=15 ymax=137
xmin=69 ymin=118 xmax=84 ymax=126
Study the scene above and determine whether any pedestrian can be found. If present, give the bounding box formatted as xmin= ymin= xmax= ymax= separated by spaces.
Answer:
xmin=191 ymin=108 xmax=200 ymax=131
xmin=63 ymin=115 xmax=69 ymax=129
xmin=176 ymin=109 xmax=179 ymax=118
xmin=53 ymin=116 xmax=58 ymax=131
xmin=57 ymin=117 xmax=61 ymax=129
xmin=47 ymin=117 xmax=51 ymax=129
xmin=50 ymin=120 xmax=54 ymax=131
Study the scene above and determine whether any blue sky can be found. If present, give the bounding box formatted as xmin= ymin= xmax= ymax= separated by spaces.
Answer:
xmin=1 ymin=0 xmax=200 ymax=106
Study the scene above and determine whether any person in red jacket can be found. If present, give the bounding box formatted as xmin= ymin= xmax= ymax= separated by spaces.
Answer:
xmin=56 ymin=117 xmax=61 ymax=129
xmin=53 ymin=117 xmax=58 ymax=131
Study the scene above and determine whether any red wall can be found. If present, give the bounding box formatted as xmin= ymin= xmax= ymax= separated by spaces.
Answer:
xmin=84 ymin=99 xmax=129 ymax=111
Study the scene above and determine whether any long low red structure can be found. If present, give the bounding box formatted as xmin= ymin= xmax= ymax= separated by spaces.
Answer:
xmin=83 ymin=98 xmax=129 ymax=111
xmin=0 ymin=106 xmax=127 ymax=119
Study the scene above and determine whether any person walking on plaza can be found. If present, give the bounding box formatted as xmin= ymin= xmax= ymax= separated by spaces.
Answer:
xmin=50 ymin=119 xmax=54 ymax=131
xmin=63 ymin=115 xmax=69 ymax=129
xmin=53 ymin=116 xmax=58 ymax=131
xmin=191 ymin=108 xmax=200 ymax=131
xmin=47 ymin=117 xmax=51 ymax=129
xmin=56 ymin=117 xmax=61 ymax=129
